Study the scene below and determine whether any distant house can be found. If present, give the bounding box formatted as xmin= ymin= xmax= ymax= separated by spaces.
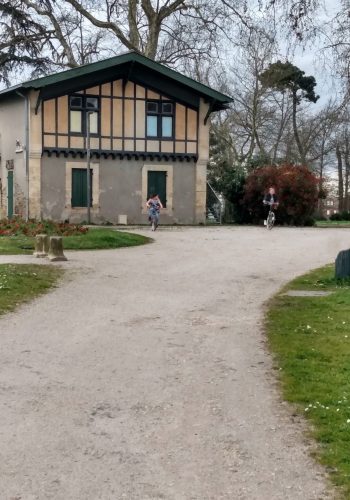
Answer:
xmin=0 ymin=52 xmax=232 ymax=224
xmin=321 ymin=196 xmax=339 ymax=218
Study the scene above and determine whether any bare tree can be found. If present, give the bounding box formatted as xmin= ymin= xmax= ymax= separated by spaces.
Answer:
xmin=0 ymin=0 xmax=109 ymax=84
xmin=0 ymin=0 xmax=254 ymax=84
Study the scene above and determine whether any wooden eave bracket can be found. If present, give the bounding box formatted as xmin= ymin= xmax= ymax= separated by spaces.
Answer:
xmin=35 ymin=90 xmax=42 ymax=115
xmin=204 ymin=99 xmax=216 ymax=125
xmin=123 ymin=61 xmax=135 ymax=91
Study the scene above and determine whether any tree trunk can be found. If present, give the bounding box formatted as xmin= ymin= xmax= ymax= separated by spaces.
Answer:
xmin=292 ymin=89 xmax=306 ymax=165
xmin=128 ymin=0 xmax=140 ymax=50
xmin=144 ymin=18 xmax=161 ymax=59
xmin=336 ymin=143 xmax=344 ymax=212
xmin=317 ymin=140 xmax=325 ymax=214
xmin=344 ymin=135 xmax=350 ymax=211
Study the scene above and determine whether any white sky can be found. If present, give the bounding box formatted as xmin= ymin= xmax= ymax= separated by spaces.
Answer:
xmin=286 ymin=0 xmax=342 ymax=109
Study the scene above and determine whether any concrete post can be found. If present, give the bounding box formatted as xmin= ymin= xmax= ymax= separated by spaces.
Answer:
xmin=48 ymin=236 xmax=67 ymax=261
xmin=33 ymin=234 xmax=49 ymax=257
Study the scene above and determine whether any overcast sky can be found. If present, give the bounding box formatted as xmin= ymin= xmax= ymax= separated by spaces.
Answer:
xmin=288 ymin=0 xmax=342 ymax=108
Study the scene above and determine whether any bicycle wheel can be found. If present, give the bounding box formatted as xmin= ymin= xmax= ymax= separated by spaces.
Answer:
xmin=267 ymin=211 xmax=275 ymax=230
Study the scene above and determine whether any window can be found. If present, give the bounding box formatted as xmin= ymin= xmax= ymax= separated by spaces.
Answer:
xmin=71 ymin=168 xmax=92 ymax=207
xmin=146 ymin=100 xmax=174 ymax=139
xmin=147 ymin=170 xmax=167 ymax=207
xmin=69 ymin=95 xmax=99 ymax=135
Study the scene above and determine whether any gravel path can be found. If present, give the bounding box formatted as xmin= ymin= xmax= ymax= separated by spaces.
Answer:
xmin=0 ymin=226 xmax=349 ymax=500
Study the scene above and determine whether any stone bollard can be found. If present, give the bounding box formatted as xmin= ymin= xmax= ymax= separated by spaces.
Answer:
xmin=335 ymin=249 xmax=350 ymax=279
xmin=33 ymin=234 xmax=49 ymax=258
xmin=48 ymin=236 xmax=67 ymax=262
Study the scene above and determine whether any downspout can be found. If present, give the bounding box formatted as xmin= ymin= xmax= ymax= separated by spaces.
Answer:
xmin=15 ymin=90 xmax=29 ymax=222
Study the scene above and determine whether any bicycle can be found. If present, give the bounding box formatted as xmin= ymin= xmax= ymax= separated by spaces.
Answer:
xmin=264 ymin=201 xmax=277 ymax=230
xmin=148 ymin=210 xmax=159 ymax=231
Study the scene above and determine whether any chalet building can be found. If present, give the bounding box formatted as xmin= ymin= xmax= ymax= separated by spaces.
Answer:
xmin=0 ymin=52 xmax=232 ymax=224
xmin=321 ymin=196 xmax=339 ymax=218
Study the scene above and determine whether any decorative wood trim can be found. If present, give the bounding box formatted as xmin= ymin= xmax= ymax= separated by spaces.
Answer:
xmin=43 ymin=148 xmax=197 ymax=162
xmin=42 ymin=80 xmax=199 ymax=157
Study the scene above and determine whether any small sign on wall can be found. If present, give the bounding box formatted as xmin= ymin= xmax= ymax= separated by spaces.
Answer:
xmin=6 ymin=160 xmax=14 ymax=170
xmin=15 ymin=140 xmax=23 ymax=153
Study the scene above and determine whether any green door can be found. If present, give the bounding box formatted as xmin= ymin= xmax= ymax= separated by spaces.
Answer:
xmin=147 ymin=171 xmax=167 ymax=207
xmin=72 ymin=169 xmax=92 ymax=207
xmin=7 ymin=170 xmax=13 ymax=219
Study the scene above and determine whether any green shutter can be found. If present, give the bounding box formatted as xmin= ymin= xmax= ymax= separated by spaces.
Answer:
xmin=7 ymin=170 xmax=14 ymax=218
xmin=72 ymin=169 xmax=92 ymax=207
xmin=147 ymin=171 xmax=167 ymax=208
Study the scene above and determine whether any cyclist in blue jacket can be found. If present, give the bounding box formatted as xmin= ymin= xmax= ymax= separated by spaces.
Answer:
xmin=263 ymin=186 xmax=279 ymax=225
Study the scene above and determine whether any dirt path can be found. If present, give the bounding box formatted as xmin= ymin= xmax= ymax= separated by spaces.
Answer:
xmin=0 ymin=226 xmax=349 ymax=500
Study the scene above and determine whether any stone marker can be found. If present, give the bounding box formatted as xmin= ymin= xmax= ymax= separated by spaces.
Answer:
xmin=48 ymin=236 xmax=67 ymax=262
xmin=335 ymin=249 xmax=350 ymax=279
xmin=33 ymin=234 xmax=49 ymax=258
xmin=284 ymin=290 xmax=333 ymax=297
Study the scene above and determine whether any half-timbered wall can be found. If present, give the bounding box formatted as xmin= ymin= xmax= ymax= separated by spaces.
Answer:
xmin=42 ymin=81 xmax=198 ymax=156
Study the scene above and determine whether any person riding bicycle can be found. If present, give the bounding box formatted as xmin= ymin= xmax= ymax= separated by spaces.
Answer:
xmin=146 ymin=193 xmax=163 ymax=230
xmin=263 ymin=186 xmax=279 ymax=225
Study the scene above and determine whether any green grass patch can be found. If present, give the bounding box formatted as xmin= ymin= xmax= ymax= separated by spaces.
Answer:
xmin=316 ymin=221 xmax=350 ymax=227
xmin=0 ymin=228 xmax=150 ymax=255
xmin=0 ymin=264 xmax=62 ymax=316
xmin=266 ymin=265 xmax=350 ymax=497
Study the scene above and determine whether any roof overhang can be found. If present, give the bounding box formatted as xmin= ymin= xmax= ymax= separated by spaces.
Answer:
xmin=0 ymin=52 xmax=233 ymax=113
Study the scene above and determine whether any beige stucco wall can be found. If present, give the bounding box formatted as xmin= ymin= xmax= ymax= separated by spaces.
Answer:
xmin=195 ymin=98 xmax=210 ymax=224
xmin=28 ymin=90 xmax=42 ymax=219
xmin=41 ymin=156 xmax=196 ymax=224
xmin=0 ymin=95 xmax=26 ymax=218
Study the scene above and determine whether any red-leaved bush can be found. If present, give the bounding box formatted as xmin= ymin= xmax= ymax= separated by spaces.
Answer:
xmin=0 ymin=218 xmax=88 ymax=237
xmin=243 ymin=164 xmax=319 ymax=225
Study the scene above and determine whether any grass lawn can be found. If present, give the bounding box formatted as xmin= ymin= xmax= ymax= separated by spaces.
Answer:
xmin=0 ymin=228 xmax=150 ymax=255
xmin=316 ymin=220 xmax=350 ymax=227
xmin=266 ymin=265 xmax=350 ymax=498
xmin=0 ymin=264 xmax=62 ymax=316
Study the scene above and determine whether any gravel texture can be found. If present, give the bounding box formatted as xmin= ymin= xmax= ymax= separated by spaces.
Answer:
xmin=0 ymin=226 xmax=349 ymax=500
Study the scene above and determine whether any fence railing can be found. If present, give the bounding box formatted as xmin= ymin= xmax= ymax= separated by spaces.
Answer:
xmin=206 ymin=182 xmax=223 ymax=223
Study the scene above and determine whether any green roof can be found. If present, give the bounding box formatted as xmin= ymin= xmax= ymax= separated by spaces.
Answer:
xmin=0 ymin=51 xmax=232 ymax=110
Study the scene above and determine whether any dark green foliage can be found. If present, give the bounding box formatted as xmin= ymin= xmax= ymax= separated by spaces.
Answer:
xmin=339 ymin=211 xmax=350 ymax=221
xmin=259 ymin=60 xmax=319 ymax=104
xmin=329 ymin=213 xmax=343 ymax=220
xmin=314 ymin=213 xmax=327 ymax=221
xmin=210 ymin=168 xmax=251 ymax=224
xmin=329 ymin=210 xmax=350 ymax=221
xmin=259 ymin=61 xmax=319 ymax=165
xmin=0 ymin=1 xmax=53 ymax=84
xmin=303 ymin=216 xmax=316 ymax=226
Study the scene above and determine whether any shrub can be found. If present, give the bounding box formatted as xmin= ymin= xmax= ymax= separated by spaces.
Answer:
xmin=314 ymin=213 xmax=327 ymax=221
xmin=0 ymin=218 xmax=88 ymax=237
xmin=330 ymin=213 xmax=342 ymax=221
xmin=303 ymin=216 xmax=316 ymax=227
xmin=243 ymin=164 xmax=319 ymax=226
xmin=340 ymin=211 xmax=350 ymax=221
